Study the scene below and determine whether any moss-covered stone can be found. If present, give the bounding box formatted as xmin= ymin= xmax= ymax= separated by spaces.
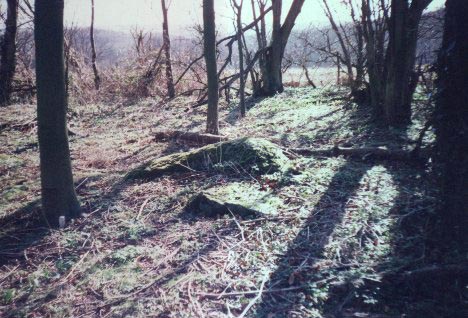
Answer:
xmin=127 ymin=137 xmax=290 ymax=179
xmin=185 ymin=182 xmax=283 ymax=218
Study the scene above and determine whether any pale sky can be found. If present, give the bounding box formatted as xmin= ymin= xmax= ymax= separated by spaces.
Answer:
xmin=0 ymin=0 xmax=445 ymax=34
xmin=62 ymin=0 xmax=445 ymax=34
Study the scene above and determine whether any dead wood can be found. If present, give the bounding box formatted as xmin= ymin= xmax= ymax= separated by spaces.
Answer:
xmin=383 ymin=264 xmax=468 ymax=284
xmin=289 ymin=145 xmax=428 ymax=162
xmin=0 ymin=119 xmax=36 ymax=132
xmin=153 ymin=130 xmax=229 ymax=145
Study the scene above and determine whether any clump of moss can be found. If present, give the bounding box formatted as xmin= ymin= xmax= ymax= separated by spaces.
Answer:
xmin=127 ymin=137 xmax=290 ymax=180
xmin=186 ymin=182 xmax=283 ymax=218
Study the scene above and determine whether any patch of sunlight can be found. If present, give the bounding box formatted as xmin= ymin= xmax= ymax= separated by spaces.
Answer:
xmin=253 ymin=157 xmax=350 ymax=268
xmin=324 ymin=165 xmax=399 ymax=267
xmin=250 ymin=87 xmax=342 ymax=118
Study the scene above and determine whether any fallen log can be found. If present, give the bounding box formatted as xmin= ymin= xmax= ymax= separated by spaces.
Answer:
xmin=153 ymin=130 xmax=229 ymax=145
xmin=0 ymin=120 xmax=36 ymax=132
xmin=289 ymin=146 xmax=428 ymax=162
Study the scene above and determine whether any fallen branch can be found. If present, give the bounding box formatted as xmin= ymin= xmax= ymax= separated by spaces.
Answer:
xmin=290 ymin=145 xmax=428 ymax=162
xmin=174 ymin=55 xmax=204 ymax=87
xmin=396 ymin=264 xmax=468 ymax=282
xmin=195 ymin=277 xmax=332 ymax=299
xmin=237 ymin=275 xmax=268 ymax=318
xmin=192 ymin=48 xmax=266 ymax=108
xmin=153 ymin=130 xmax=229 ymax=145
xmin=0 ymin=119 xmax=36 ymax=132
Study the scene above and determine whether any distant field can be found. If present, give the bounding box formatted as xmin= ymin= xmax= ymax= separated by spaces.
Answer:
xmin=283 ymin=66 xmax=338 ymax=87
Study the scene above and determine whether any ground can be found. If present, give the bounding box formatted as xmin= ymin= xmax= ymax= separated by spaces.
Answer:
xmin=0 ymin=87 xmax=464 ymax=317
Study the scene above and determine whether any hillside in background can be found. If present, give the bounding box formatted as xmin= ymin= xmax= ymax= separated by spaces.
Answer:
xmin=59 ymin=8 xmax=444 ymax=67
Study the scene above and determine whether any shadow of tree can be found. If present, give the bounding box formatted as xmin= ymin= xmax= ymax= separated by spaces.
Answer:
xmin=0 ymin=199 xmax=45 ymax=266
xmin=343 ymin=163 xmax=468 ymax=318
xmin=253 ymin=161 xmax=371 ymax=317
xmin=1 ymin=168 xmax=234 ymax=316
xmin=225 ymin=95 xmax=267 ymax=125
xmin=254 ymin=160 xmax=467 ymax=318
xmin=0 ymin=175 xmax=110 ymax=266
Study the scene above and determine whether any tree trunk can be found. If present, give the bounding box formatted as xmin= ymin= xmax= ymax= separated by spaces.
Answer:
xmin=361 ymin=0 xmax=386 ymax=117
xmin=35 ymin=0 xmax=81 ymax=227
xmin=90 ymin=0 xmax=100 ymax=90
xmin=260 ymin=0 xmax=305 ymax=96
xmin=383 ymin=0 xmax=430 ymax=126
xmin=234 ymin=0 xmax=246 ymax=117
xmin=250 ymin=0 xmax=267 ymax=95
xmin=322 ymin=0 xmax=355 ymax=90
xmin=262 ymin=0 xmax=283 ymax=96
xmin=336 ymin=54 xmax=341 ymax=85
xmin=161 ymin=0 xmax=175 ymax=99
xmin=0 ymin=0 xmax=18 ymax=106
xmin=434 ymin=0 xmax=468 ymax=245
xmin=203 ymin=0 xmax=219 ymax=135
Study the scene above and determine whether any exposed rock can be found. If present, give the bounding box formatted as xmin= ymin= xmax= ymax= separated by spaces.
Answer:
xmin=127 ymin=137 xmax=290 ymax=180
xmin=185 ymin=182 xmax=283 ymax=218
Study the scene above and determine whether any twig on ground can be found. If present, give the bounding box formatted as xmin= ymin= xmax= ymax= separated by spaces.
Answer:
xmin=136 ymin=198 xmax=151 ymax=220
xmin=236 ymin=274 xmax=268 ymax=318
xmin=195 ymin=278 xmax=332 ymax=299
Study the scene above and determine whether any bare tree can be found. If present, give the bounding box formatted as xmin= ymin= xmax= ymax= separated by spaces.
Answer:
xmin=434 ymin=0 xmax=468 ymax=244
xmin=34 ymin=0 xmax=81 ymax=226
xmin=250 ymin=0 xmax=268 ymax=95
xmin=203 ymin=0 xmax=219 ymax=134
xmin=231 ymin=0 xmax=246 ymax=117
xmin=259 ymin=0 xmax=305 ymax=96
xmin=130 ymin=28 xmax=155 ymax=57
xmin=161 ymin=0 xmax=175 ymax=98
xmin=322 ymin=0 xmax=366 ymax=93
xmin=90 ymin=0 xmax=100 ymax=89
xmin=0 ymin=0 xmax=18 ymax=105
xmin=361 ymin=0 xmax=388 ymax=116
xmin=383 ymin=0 xmax=432 ymax=126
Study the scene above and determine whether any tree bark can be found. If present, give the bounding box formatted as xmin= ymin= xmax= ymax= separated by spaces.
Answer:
xmin=0 ymin=0 xmax=18 ymax=106
xmin=258 ymin=0 xmax=268 ymax=95
xmin=383 ymin=0 xmax=431 ymax=126
xmin=262 ymin=0 xmax=283 ymax=96
xmin=233 ymin=0 xmax=246 ymax=117
xmin=434 ymin=0 xmax=468 ymax=245
xmin=260 ymin=0 xmax=305 ymax=96
xmin=203 ymin=0 xmax=219 ymax=135
xmin=90 ymin=0 xmax=100 ymax=90
xmin=250 ymin=0 xmax=267 ymax=95
xmin=35 ymin=0 xmax=81 ymax=227
xmin=290 ymin=146 xmax=425 ymax=162
xmin=161 ymin=0 xmax=175 ymax=99
xmin=362 ymin=0 xmax=386 ymax=117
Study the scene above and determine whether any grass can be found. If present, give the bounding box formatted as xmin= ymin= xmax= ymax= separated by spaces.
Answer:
xmin=0 ymin=86 xmax=461 ymax=317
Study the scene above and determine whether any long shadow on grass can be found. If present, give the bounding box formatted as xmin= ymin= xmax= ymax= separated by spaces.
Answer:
xmin=0 ymin=172 xmax=137 ymax=267
xmin=254 ymin=160 xmax=371 ymax=317
xmin=334 ymin=163 xmax=468 ymax=318
xmin=0 ymin=175 xmax=107 ymax=266
xmin=1 ymin=167 xmax=231 ymax=317
xmin=290 ymin=161 xmax=467 ymax=317
xmin=225 ymin=95 xmax=267 ymax=125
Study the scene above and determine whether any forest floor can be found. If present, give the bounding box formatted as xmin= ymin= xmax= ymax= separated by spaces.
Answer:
xmin=0 ymin=86 xmax=465 ymax=317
